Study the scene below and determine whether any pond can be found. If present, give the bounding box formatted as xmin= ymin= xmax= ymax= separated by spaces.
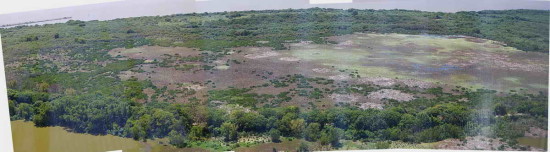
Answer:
xmin=517 ymin=137 xmax=547 ymax=150
xmin=11 ymin=121 xmax=206 ymax=152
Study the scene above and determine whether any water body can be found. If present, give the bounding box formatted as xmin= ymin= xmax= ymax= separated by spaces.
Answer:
xmin=10 ymin=120 xmax=201 ymax=152
xmin=0 ymin=0 xmax=549 ymax=27
xmin=517 ymin=137 xmax=548 ymax=150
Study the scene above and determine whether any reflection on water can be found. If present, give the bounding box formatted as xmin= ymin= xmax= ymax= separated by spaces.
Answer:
xmin=517 ymin=137 xmax=548 ymax=150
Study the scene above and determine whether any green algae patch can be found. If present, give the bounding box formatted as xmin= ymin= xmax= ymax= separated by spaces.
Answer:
xmin=291 ymin=48 xmax=369 ymax=63
xmin=372 ymin=33 xmax=521 ymax=53
xmin=215 ymin=65 xmax=230 ymax=70
xmin=286 ymin=33 xmax=546 ymax=92
xmin=335 ymin=64 xmax=402 ymax=78
xmin=528 ymin=83 xmax=548 ymax=89
xmin=503 ymin=77 xmax=522 ymax=84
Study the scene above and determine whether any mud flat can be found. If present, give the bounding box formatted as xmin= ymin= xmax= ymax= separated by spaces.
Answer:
xmin=290 ymin=33 xmax=548 ymax=93
xmin=107 ymin=33 xmax=548 ymax=107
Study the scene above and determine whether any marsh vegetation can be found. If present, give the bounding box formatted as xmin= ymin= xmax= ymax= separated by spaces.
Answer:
xmin=2 ymin=8 xmax=548 ymax=151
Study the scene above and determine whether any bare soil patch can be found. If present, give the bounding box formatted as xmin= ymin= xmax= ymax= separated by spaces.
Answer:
xmin=437 ymin=136 xmax=542 ymax=151
xmin=109 ymin=46 xmax=200 ymax=60
xmin=243 ymin=47 xmax=280 ymax=59
xmin=367 ymin=89 xmax=415 ymax=102
xmin=279 ymin=57 xmax=301 ymax=62
xmin=525 ymin=127 xmax=548 ymax=138
xmin=359 ymin=102 xmax=384 ymax=109
xmin=358 ymin=77 xmax=396 ymax=87
xmin=329 ymin=93 xmax=360 ymax=103
xmin=312 ymin=68 xmax=332 ymax=74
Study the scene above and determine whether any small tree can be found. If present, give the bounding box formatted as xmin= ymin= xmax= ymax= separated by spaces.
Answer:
xmin=220 ymin=122 xmax=238 ymax=141
xmin=304 ymin=123 xmax=321 ymax=141
xmin=32 ymin=101 xmax=51 ymax=127
xmin=289 ymin=119 xmax=305 ymax=137
xmin=269 ymin=128 xmax=281 ymax=143
xmin=351 ymin=11 xmax=359 ymax=16
xmin=298 ymin=142 xmax=310 ymax=152
xmin=188 ymin=125 xmax=208 ymax=141
xmin=320 ymin=126 xmax=342 ymax=147
xmin=494 ymin=103 xmax=507 ymax=116
xmin=168 ymin=130 xmax=188 ymax=148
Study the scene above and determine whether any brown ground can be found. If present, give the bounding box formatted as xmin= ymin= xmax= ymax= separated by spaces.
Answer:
xmin=104 ymin=33 xmax=547 ymax=109
xmin=436 ymin=136 xmax=541 ymax=151
xmin=525 ymin=127 xmax=548 ymax=138
xmin=234 ymin=140 xmax=303 ymax=152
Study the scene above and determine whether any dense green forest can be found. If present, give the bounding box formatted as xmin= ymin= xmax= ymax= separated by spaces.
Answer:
xmin=1 ymin=8 xmax=548 ymax=151
xmin=6 ymin=83 xmax=548 ymax=150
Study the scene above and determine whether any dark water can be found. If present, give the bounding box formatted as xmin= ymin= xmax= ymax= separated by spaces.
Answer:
xmin=0 ymin=0 xmax=549 ymax=27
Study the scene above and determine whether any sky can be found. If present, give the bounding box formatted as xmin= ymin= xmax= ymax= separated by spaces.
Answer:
xmin=1 ymin=0 xmax=352 ymax=14
xmin=0 ymin=0 xmax=124 ymax=15
xmin=0 ymin=0 xmax=548 ymax=26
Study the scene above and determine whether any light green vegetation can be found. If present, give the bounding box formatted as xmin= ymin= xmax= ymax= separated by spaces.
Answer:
xmin=503 ymin=77 xmax=522 ymax=84
xmin=288 ymin=33 xmax=548 ymax=92
xmin=528 ymin=84 xmax=548 ymax=89
xmin=377 ymin=34 xmax=521 ymax=53
xmin=330 ymin=64 xmax=401 ymax=78
xmin=291 ymin=47 xmax=370 ymax=63
xmin=214 ymin=65 xmax=230 ymax=70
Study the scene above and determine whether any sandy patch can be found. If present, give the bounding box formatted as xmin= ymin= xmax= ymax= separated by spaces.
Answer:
xmin=525 ymin=127 xmax=548 ymax=138
xmin=279 ymin=57 xmax=301 ymax=62
xmin=329 ymin=93 xmax=359 ymax=103
xmin=288 ymin=41 xmax=313 ymax=47
xmin=464 ymin=37 xmax=488 ymax=43
xmin=400 ymin=79 xmax=434 ymax=89
xmin=142 ymin=88 xmax=155 ymax=102
xmin=337 ymin=40 xmax=355 ymax=47
xmin=329 ymin=74 xmax=352 ymax=81
xmin=108 ymin=46 xmax=200 ymax=60
xmin=367 ymin=89 xmax=415 ymax=101
xmin=217 ymin=104 xmax=252 ymax=114
xmin=213 ymin=60 xmax=226 ymax=64
xmin=215 ymin=65 xmax=230 ymax=70
xmin=437 ymin=136 xmax=539 ymax=151
xmin=447 ymin=50 xmax=547 ymax=73
xmin=244 ymin=48 xmax=280 ymax=59
xmin=256 ymin=41 xmax=269 ymax=44
xmin=312 ymin=68 xmax=332 ymax=73
xmin=359 ymin=77 xmax=396 ymax=87
xmin=186 ymin=84 xmax=206 ymax=91
xmin=359 ymin=77 xmax=434 ymax=88
xmin=360 ymin=102 xmax=384 ymax=109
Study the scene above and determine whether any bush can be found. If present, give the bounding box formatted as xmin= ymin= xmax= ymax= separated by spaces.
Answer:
xmin=269 ymin=128 xmax=281 ymax=143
